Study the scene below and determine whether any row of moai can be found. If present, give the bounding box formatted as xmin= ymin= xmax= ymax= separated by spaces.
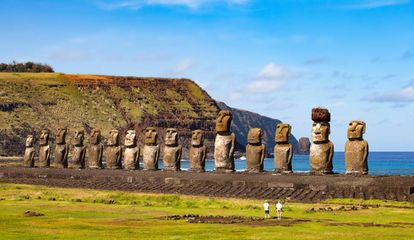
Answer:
xmin=23 ymin=108 xmax=368 ymax=174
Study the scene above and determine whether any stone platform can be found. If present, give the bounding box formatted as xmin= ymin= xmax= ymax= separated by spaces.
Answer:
xmin=0 ymin=167 xmax=413 ymax=202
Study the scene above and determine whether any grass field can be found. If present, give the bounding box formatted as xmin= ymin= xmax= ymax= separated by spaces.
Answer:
xmin=0 ymin=183 xmax=413 ymax=240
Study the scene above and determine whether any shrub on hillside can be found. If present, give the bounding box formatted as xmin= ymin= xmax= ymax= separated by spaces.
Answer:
xmin=0 ymin=61 xmax=54 ymax=73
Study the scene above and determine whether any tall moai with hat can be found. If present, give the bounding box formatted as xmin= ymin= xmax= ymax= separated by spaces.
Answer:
xmin=345 ymin=121 xmax=369 ymax=175
xmin=274 ymin=123 xmax=293 ymax=173
xmin=214 ymin=110 xmax=236 ymax=172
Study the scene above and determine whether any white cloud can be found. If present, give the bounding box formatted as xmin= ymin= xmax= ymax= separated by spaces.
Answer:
xmin=364 ymin=86 xmax=414 ymax=102
xmin=98 ymin=0 xmax=248 ymax=10
xmin=246 ymin=63 xmax=293 ymax=93
xmin=341 ymin=0 xmax=409 ymax=9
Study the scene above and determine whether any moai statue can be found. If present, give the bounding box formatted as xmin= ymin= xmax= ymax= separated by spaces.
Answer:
xmin=69 ymin=130 xmax=86 ymax=169
xmin=38 ymin=129 xmax=51 ymax=168
xmin=310 ymin=108 xmax=334 ymax=174
xmin=345 ymin=121 xmax=369 ymax=175
xmin=142 ymin=127 xmax=160 ymax=170
xmin=23 ymin=135 xmax=35 ymax=168
xmin=189 ymin=130 xmax=207 ymax=172
xmin=123 ymin=130 xmax=140 ymax=170
xmin=246 ymin=128 xmax=266 ymax=172
xmin=87 ymin=129 xmax=103 ymax=169
xmin=214 ymin=110 xmax=236 ymax=172
xmin=53 ymin=127 xmax=69 ymax=168
xmin=105 ymin=129 xmax=122 ymax=169
xmin=274 ymin=123 xmax=293 ymax=173
xmin=162 ymin=128 xmax=182 ymax=171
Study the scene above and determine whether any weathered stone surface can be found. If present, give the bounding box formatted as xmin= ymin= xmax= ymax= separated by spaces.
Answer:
xmin=274 ymin=123 xmax=293 ymax=173
xmin=123 ymin=130 xmax=140 ymax=170
xmin=69 ymin=130 xmax=86 ymax=169
xmin=163 ymin=128 xmax=182 ymax=171
xmin=87 ymin=129 xmax=103 ymax=169
xmin=105 ymin=129 xmax=122 ymax=169
xmin=37 ymin=129 xmax=51 ymax=168
xmin=23 ymin=135 xmax=35 ymax=168
xmin=189 ymin=130 xmax=207 ymax=172
xmin=297 ymin=137 xmax=310 ymax=155
xmin=246 ymin=128 xmax=265 ymax=172
xmin=143 ymin=127 xmax=160 ymax=170
xmin=312 ymin=108 xmax=330 ymax=122
xmin=52 ymin=127 xmax=68 ymax=168
xmin=345 ymin=121 xmax=369 ymax=175
xmin=214 ymin=110 xmax=235 ymax=172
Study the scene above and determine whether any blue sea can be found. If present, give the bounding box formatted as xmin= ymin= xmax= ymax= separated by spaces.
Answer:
xmin=156 ymin=152 xmax=414 ymax=176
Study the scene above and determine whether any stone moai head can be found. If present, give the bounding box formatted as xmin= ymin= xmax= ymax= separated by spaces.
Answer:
xmin=248 ymin=128 xmax=262 ymax=145
xmin=191 ymin=130 xmax=204 ymax=147
xmin=124 ymin=130 xmax=137 ymax=147
xmin=107 ymin=129 xmax=120 ymax=146
xmin=311 ymin=108 xmax=331 ymax=143
xmin=348 ymin=120 xmax=366 ymax=140
xmin=216 ymin=110 xmax=232 ymax=133
xmin=144 ymin=127 xmax=158 ymax=145
xmin=90 ymin=129 xmax=101 ymax=145
xmin=26 ymin=135 xmax=34 ymax=147
xmin=275 ymin=123 xmax=291 ymax=143
xmin=55 ymin=127 xmax=67 ymax=144
xmin=165 ymin=128 xmax=178 ymax=146
xmin=73 ymin=130 xmax=85 ymax=146
xmin=39 ymin=129 xmax=50 ymax=146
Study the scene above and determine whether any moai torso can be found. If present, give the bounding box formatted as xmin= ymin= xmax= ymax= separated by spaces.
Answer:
xmin=274 ymin=124 xmax=293 ymax=173
xmin=69 ymin=130 xmax=86 ymax=169
xmin=162 ymin=128 xmax=182 ymax=171
xmin=87 ymin=129 xmax=103 ymax=169
xmin=53 ymin=127 xmax=69 ymax=168
xmin=23 ymin=135 xmax=35 ymax=168
xmin=214 ymin=110 xmax=235 ymax=172
xmin=345 ymin=121 xmax=369 ymax=175
xmin=189 ymin=130 xmax=207 ymax=172
xmin=142 ymin=127 xmax=159 ymax=170
xmin=123 ymin=130 xmax=140 ymax=170
xmin=246 ymin=128 xmax=265 ymax=172
xmin=105 ymin=129 xmax=122 ymax=169
xmin=38 ymin=130 xmax=51 ymax=168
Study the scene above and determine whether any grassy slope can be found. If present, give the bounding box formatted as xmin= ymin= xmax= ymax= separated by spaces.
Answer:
xmin=0 ymin=183 xmax=413 ymax=240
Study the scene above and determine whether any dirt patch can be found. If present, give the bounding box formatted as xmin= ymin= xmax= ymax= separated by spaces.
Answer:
xmin=305 ymin=205 xmax=372 ymax=213
xmin=326 ymin=222 xmax=399 ymax=228
xmin=24 ymin=211 xmax=44 ymax=217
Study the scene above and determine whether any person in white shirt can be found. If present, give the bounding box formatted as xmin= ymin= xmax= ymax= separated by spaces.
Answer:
xmin=275 ymin=201 xmax=283 ymax=220
xmin=263 ymin=200 xmax=270 ymax=219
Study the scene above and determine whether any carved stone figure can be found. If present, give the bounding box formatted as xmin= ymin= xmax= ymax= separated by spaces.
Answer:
xmin=297 ymin=137 xmax=311 ymax=155
xmin=274 ymin=123 xmax=293 ymax=173
xmin=38 ymin=129 xmax=51 ymax=168
xmin=143 ymin=127 xmax=160 ymax=170
xmin=105 ymin=129 xmax=122 ymax=169
xmin=87 ymin=129 xmax=103 ymax=169
xmin=189 ymin=130 xmax=207 ymax=172
xmin=53 ymin=127 xmax=69 ymax=168
xmin=123 ymin=130 xmax=140 ymax=170
xmin=214 ymin=110 xmax=235 ymax=172
xmin=246 ymin=128 xmax=265 ymax=172
xmin=310 ymin=108 xmax=334 ymax=174
xmin=345 ymin=121 xmax=369 ymax=175
xmin=162 ymin=128 xmax=182 ymax=171
xmin=23 ymin=135 xmax=35 ymax=168
xmin=69 ymin=130 xmax=86 ymax=169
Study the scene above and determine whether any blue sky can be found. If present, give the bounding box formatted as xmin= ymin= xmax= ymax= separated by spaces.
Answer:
xmin=1 ymin=0 xmax=414 ymax=151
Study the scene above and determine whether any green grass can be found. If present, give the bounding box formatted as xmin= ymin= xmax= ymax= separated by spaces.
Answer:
xmin=0 ymin=183 xmax=413 ymax=239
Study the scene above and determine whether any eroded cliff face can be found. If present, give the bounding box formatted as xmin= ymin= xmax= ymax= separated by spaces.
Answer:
xmin=0 ymin=73 xmax=218 ymax=157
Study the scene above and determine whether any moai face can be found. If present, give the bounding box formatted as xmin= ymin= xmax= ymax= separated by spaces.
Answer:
xmin=55 ymin=127 xmax=67 ymax=144
xmin=73 ymin=130 xmax=85 ymax=146
xmin=348 ymin=121 xmax=366 ymax=140
xmin=248 ymin=128 xmax=262 ymax=144
xmin=39 ymin=130 xmax=50 ymax=146
xmin=144 ymin=127 xmax=158 ymax=145
xmin=216 ymin=110 xmax=232 ymax=133
xmin=191 ymin=130 xmax=203 ymax=147
xmin=107 ymin=129 xmax=120 ymax=146
xmin=312 ymin=122 xmax=330 ymax=143
xmin=90 ymin=129 xmax=101 ymax=145
xmin=124 ymin=130 xmax=137 ymax=147
xmin=165 ymin=128 xmax=178 ymax=146
xmin=275 ymin=123 xmax=291 ymax=143
xmin=25 ymin=135 xmax=34 ymax=147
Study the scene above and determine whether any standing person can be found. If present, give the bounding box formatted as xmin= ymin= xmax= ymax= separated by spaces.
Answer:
xmin=276 ymin=201 xmax=283 ymax=220
xmin=263 ymin=200 xmax=270 ymax=219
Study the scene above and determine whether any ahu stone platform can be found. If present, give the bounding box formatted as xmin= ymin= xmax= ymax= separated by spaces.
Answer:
xmin=0 ymin=167 xmax=413 ymax=202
